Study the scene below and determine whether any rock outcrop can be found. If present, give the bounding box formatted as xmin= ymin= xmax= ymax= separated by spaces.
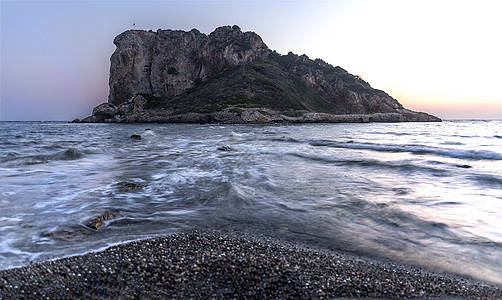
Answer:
xmin=82 ymin=25 xmax=440 ymax=123
xmin=108 ymin=25 xmax=270 ymax=106
xmin=84 ymin=212 xmax=118 ymax=231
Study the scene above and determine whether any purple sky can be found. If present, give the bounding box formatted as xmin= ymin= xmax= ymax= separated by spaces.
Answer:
xmin=1 ymin=0 xmax=501 ymax=121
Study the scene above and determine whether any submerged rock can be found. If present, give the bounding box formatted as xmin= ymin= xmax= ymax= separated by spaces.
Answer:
xmin=115 ymin=181 xmax=143 ymax=192
xmin=217 ymin=146 xmax=232 ymax=151
xmin=84 ymin=212 xmax=118 ymax=231
xmin=42 ymin=227 xmax=92 ymax=242
xmin=130 ymin=134 xmax=142 ymax=139
xmin=42 ymin=212 xmax=120 ymax=241
xmin=456 ymin=164 xmax=472 ymax=169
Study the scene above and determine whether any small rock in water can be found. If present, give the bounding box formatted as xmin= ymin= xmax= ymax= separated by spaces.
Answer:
xmin=130 ymin=134 xmax=142 ymax=139
xmin=42 ymin=227 xmax=92 ymax=242
xmin=116 ymin=181 xmax=143 ymax=192
xmin=52 ymin=229 xmax=82 ymax=240
xmin=456 ymin=164 xmax=472 ymax=169
xmin=392 ymin=187 xmax=411 ymax=195
xmin=84 ymin=212 xmax=118 ymax=230
xmin=217 ymin=146 xmax=232 ymax=151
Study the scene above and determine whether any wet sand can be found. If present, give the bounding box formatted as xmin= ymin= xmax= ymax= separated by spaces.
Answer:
xmin=1 ymin=230 xmax=501 ymax=299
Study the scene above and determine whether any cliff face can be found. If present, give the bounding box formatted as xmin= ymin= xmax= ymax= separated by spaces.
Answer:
xmin=82 ymin=25 xmax=440 ymax=123
xmin=108 ymin=25 xmax=270 ymax=106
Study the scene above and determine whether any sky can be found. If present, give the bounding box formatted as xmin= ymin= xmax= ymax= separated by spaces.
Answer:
xmin=1 ymin=0 xmax=501 ymax=121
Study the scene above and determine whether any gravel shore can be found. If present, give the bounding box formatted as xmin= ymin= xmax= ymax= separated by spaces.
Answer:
xmin=1 ymin=230 xmax=501 ymax=299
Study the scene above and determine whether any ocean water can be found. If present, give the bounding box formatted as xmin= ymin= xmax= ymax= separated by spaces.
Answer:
xmin=1 ymin=121 xmax=501 ymax=284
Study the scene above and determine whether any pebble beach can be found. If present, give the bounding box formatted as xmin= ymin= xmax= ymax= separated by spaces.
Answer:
xmin=1 ymin=230 xmax=501 ymax=299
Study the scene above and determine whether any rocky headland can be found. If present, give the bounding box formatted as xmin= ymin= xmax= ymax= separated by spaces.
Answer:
xmin=80 ymin=25 xmax=440 ymax=123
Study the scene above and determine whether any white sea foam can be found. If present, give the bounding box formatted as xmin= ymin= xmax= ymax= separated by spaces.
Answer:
xmin=151 ymin=173 xmax=168 ymax=180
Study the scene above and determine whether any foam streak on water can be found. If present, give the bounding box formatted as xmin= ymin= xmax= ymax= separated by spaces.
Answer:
xmin=0 ymin=121 xmax=501 ymax=284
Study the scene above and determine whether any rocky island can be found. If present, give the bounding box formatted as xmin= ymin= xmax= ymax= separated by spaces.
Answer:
xmin=80 ymin=25 xmax=440 ymax=123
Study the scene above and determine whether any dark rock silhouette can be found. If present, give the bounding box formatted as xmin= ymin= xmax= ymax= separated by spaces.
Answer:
xmin=82 ymin=25 xmax=440 ymax=123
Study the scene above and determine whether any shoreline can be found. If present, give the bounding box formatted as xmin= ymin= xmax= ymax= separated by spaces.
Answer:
xmin=78 ymin=102 xmax=442 ymax=124
xmin=1 ymin=230 xmax=501 ymax=299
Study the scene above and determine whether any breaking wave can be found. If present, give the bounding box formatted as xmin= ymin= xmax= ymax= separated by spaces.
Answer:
xmin=285 ymin=152 xmax=448 ymax=174
xmin=309 ymin=140 xmax=502 ymax=161
xmin=1 ymin=147 xmax=95 ymax=166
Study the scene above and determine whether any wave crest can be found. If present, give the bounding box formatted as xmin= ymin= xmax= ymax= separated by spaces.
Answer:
xmin=310 ymin=140 xmax=502 ymax=161
xmin=2 ymin=147 xmax=90 ymax=166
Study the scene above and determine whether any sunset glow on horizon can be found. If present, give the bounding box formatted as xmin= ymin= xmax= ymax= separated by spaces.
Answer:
xmin=1 ymin=0 xmax=501 ymax=121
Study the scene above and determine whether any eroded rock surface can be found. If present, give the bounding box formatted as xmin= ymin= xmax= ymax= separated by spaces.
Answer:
xmin=108 ymin=25 xmax=270 ymax=106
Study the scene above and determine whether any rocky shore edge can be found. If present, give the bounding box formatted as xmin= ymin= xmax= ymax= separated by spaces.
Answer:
xmin=1 ymin=230 xmax=500 ymax=299
xmin=73 ymin=95 xmax=440 ymax=124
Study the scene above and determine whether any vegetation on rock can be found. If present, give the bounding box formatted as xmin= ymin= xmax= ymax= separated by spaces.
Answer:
xmin=144 ymin=60 xmax=337 ymax=115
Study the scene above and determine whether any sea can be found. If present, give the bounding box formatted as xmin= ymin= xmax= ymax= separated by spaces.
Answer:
xmin=1 ymin=120 xmax=501 ymax=284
